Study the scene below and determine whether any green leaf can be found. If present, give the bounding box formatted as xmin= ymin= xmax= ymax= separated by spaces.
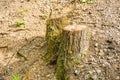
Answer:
xmin=11 ymin=74 xmax=20 ymax=80
xmin=15 ymin=19 xmax=25 ymax=26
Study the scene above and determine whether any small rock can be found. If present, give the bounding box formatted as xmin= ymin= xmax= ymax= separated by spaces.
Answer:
xmin=20 ymin=0 xmax=24 ymax=3
xmin=103 ymin=49 xmax=107 ymax=52
xmin=74 ymin=69 xmax=79 ymax=75
xmin=95 ymin=43 xmax=98 ymax=47
xmin=95 ymin=48 xmax=99 ymax=52
xmin=99 ymin=50 xmax=104 ymax=56
xmin=116 ymin=76 xmax=120 ymax=80
xmin=82 ymin=7 xmax=87 ymax=11
xmin=46 ymin=74 xmax=50 ymax=78
xmin=91 ymin=75 xmax=98 ymax=80
xmin=96 ymin=69 xmax=101 ymax=74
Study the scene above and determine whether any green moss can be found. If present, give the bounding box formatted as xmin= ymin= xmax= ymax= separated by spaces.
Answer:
xmin=87 ymin=32 xmax=91 ymax=40
xmin=81 ymin=0 xmax=95 ymax=3
xmin=45 ymin=17 xmax=68 ymax=80
xmin=56 ymin=34 xmax=68 ymax=80
xmin=19 ymin=9 xmax=29 ymax=13
xmin=45 ymin=16 xmax=68 ymax=61
xmin=56 ymin=55 xmax=67 ymax=80
xmin=82 ymin=51 xmax=88 ymax=56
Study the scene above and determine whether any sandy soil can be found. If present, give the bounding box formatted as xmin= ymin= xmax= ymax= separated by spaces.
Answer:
xmin=0 ymin=0 xmax=120 ymax=80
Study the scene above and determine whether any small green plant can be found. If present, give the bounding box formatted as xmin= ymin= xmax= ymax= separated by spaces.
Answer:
xmin=11 ymin=74 xmax=20 ymax=80
xmin=19 ymin=9 xmax=29 ymax=13
xmin=15 ymin=19 xmax=25 ymax=26
xmin=81 ymin=0 xmax=95 ymax=3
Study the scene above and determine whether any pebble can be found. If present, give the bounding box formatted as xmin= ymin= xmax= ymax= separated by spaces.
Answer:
xmin=46 ymin=74 xmax=50 ymax=78
xmin=96 ymin=69 xmax=101 ymax=74
xmin=99 ymin=50 xmax=104 ymax=56
xmin=103 ymin=49 xmax=107 ymax=52
xmin=20 ymin=0 xmax=24 ymax=3
xmin=95 ymin=43 xmax=98 ymax=47
xmin=91 ymin=75 xmax=98 ymax=80
xmin=116 ymin=76 xmax=120 ymax=80
xmin=74 ymin=69 xmax=79 ymax=75
xmin=95 ymin=48 xmax=99 ymax=52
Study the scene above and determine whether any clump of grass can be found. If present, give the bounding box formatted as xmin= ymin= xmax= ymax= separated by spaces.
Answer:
xmin=81 ymin=0 xmax=95 ymax=3
xmin=19 ymin=9 xmax=29 ymax=13
xmin=11 ymin=74 xmax=20 ymax=80
xmin=15 ymin=19 xmax=25 ymax=26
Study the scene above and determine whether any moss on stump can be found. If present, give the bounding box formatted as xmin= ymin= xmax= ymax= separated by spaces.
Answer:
xmin=45 ymin=16 xmax=68 ymax=62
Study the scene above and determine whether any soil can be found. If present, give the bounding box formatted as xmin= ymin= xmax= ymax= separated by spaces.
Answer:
xmin=0 ymin=0 xmax=120 ymax=80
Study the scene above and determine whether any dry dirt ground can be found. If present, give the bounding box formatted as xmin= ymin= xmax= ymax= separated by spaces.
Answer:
xmin=0 ymin=0 xmax=120 ymax=80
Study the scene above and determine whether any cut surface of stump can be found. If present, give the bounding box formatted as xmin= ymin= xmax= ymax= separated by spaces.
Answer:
xmin=56 ymin=24 xmax=90 ymax=80
xmin=45 ymin=16 xmax=68 ymax=63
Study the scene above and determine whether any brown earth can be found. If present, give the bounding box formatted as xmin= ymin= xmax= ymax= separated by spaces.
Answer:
xmin=0 ymin=0 xmax=120 ymax=80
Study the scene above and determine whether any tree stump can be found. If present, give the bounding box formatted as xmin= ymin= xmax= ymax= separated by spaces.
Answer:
xmin=45 ymin=16 xmax=68 ymax=63
xmin=56 ymin=24 xmax=90 ymax=80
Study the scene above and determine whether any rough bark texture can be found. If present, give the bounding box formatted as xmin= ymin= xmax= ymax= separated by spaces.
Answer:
xmin=45 ymin=16 xmax=67 ymax=62
xmin=56 ymin=24 xmax=90 ymax=80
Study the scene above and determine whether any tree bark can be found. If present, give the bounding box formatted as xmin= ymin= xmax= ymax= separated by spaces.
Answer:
xmin=45 ymin=16 xmax=68 ymax=63
xmin=56 ymin=24 xmax=90 ymax=80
